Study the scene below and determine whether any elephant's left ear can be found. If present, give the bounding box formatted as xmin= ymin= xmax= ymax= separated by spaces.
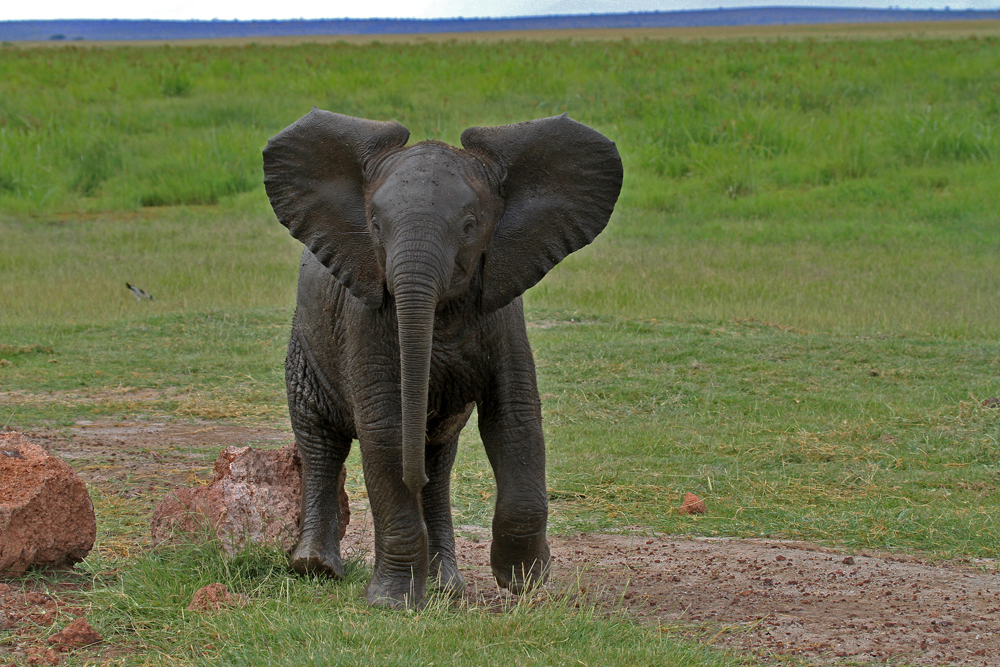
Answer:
xmin=461 ymin=114 xmax=623 ymax=314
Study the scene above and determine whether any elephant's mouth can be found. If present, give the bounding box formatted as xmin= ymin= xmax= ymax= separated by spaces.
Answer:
xmin=441 ymin=261 xmax=475 ymax=301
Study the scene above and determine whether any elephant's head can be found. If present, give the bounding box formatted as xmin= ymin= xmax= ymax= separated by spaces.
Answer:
xmin=263 ymin=109 xmax=623 ymax=495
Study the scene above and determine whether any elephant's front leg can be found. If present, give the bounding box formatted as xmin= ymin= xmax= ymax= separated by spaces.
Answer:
xmin=478 ymin=362 xmax=550 ymax=593
xmin=359 ymin=429 xmax=429 ymax=608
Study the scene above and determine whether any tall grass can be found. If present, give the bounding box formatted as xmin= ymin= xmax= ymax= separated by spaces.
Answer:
xmin=1 ymin=38 xmax=998 ymax=212
xmin=3 ymin=37 xmax=1000 ymax=335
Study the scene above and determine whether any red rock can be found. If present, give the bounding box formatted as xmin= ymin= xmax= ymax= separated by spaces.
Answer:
xmin=150 ymin=443 xmax=348 ymax=554
xmin=678 ymin=492 xmax=707 ymax=515
xmin=187 ymin=583 xmax=245 ymax=612
xmin=0 ymin=433 xmax=96 ymax=573
xmin=47 ymin=617 xmax=102 ymax=652
xmin=25 ymin=647 xmax=61 ymax=666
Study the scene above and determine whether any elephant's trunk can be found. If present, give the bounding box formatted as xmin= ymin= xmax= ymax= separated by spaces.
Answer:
xmin=392 ymin=262 xmax=446 ymax=497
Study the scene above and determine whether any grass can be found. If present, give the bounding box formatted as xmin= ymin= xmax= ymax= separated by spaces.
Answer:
xmin=1 ymin=37 xmax=1000 ymax=221
xmin=2 ymin=30 xmax=1000 ymax=666
xmin=531 ymin=316 xmax=1000 ymax=556
xmin=0 ymin=308 xmax=292 ymax=425
xmin=0 ymin=203 xmax=299 ymax=324
xmin=60 ymin=540 xmax=740 ymax=667
xmin=9 ymin=308 xmax=997 ymax=561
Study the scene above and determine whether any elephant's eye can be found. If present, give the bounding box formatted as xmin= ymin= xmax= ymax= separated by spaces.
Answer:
xmin=462 ymin=216 xmax=477 ymax=237
xmin=370 ymin=216 xmax=381 ymax=237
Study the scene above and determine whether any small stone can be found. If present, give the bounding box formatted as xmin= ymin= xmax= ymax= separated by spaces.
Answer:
xmin=187 ymin=583 xmax=246 ymax=612
xmin=678 ymin=492 xmax=706 ymax=515
xmin=981 ymin=397 xmax=1000 ymax=408
xmin=47 ymin=618 xmax=102 ymax=652
xmin=25 ymin=647 xmax=61 ymax=666
xmin=0 ymin=433 xmax=96 ymax=573
xmin=843 ymin=556 xmax=855 ymax=565
xmin=0 ymin=610 xmax=12 ymax=631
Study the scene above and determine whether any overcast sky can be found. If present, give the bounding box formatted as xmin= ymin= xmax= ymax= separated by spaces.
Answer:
xmin=5 ymin=0 xmax=998 ymax=21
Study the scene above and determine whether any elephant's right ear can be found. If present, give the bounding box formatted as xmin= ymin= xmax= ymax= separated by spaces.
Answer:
xmin=263 ymin=109 xmax=409 ymax=309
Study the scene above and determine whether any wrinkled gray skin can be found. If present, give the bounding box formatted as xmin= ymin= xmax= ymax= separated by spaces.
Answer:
xmin=263 ymin=109 xmax=622 ymax=608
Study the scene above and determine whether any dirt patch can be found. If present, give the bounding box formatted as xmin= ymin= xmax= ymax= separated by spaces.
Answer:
xmin=0 ymin=579 xmax=94 ymax=665
xmin=4 ymin=420 xmax=1000 ymax=665
xmin=18 ymin=420 xmax=289 ymax=510
xmin=451 ymin=533 xmax=1000 ymax=665
xmin=0 ymin=387 xmax=177 ymax=407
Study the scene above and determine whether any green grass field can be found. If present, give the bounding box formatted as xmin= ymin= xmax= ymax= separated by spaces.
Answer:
xmin=2 ymin=31 xmax=999 ymax=665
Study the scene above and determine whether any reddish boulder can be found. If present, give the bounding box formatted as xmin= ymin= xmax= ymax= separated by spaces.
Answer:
xmin=187 ymin=582 xmax=246 ymax=612
xmin=0 ymin=433 xmax=96 ymax=573
xmin=678 ymin=492 xmax=707 ymax=515
xmin=151 ymin=443 xmax=349 ymax=554
xmin=47 ymin=617 xmax=102 ymax=652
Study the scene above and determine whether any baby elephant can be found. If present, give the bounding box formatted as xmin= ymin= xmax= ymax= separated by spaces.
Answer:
xmin=263 ymin=109 xmax=622 ymax=608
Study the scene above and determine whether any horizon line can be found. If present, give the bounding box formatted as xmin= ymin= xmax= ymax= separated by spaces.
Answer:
xmin=5 ymin=6 xmax=1000 ymax=24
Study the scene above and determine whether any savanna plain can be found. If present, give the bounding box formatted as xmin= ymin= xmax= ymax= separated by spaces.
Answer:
xmin=1 ymin=26 xmax=1000 ymax=666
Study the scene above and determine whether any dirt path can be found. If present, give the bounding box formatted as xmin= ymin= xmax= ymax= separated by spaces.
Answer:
xmin=24 ymin=420 xmax=288 ymax=506
xmin=7 ymin=421 xmax=1000 ymax=665
xmin=456 ymin=535 xmax=1000 ymax=665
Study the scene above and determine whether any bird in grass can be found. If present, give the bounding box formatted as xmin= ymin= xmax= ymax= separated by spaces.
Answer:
xmin=126 ymin=283 xmax=154 ymax=300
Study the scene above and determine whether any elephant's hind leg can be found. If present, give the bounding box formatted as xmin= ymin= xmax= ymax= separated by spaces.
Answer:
xmin=290 ymin=429 xmax=351 ymax=579
xmin=287 ymin=334 xmax=352 ymax=579
xmin=423 ymin=406 xmax=475 ymax=596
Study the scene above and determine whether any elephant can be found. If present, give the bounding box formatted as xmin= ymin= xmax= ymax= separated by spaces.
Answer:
xmin=262 ymin=109 xmax=623 ymax=608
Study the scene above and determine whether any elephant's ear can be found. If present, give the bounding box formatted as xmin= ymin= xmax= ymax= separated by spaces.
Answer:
xmin=263 ymin=108 xmax=409 ymax=309
xmin=461 ymin=114 xmax=623 ymax=314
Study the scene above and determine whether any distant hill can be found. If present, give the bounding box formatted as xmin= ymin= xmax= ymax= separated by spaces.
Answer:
xmin=3 ymin=7 xmax=1000 ymax=42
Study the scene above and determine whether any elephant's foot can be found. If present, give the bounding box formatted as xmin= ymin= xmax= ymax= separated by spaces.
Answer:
xmin=290 ymin=538 xmax=345 ymax=579
xmin=491 ymin=538 xmax=550 ymax=594
xmin=365 ymin=568 xmax=426 ymax=609
xmin=429 ymin=553 xmax=465 ymax=597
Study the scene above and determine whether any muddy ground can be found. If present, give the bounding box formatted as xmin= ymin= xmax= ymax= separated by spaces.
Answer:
xmin=4 ymin=420 xmax=1000 ymax=666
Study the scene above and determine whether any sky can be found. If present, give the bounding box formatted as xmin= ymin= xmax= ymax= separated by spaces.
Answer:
xmin=5 ymin=0 xmax=998 ymax=21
